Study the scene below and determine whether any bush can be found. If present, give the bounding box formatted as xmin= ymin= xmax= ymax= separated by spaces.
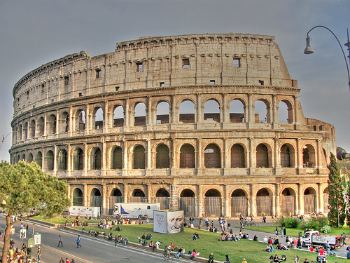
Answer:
xmin=320 ymin=225 xmax=332 ymax=234
xmin=301 ymin=217 xmax=329 ymax=231
xmin=279 ymin=217 xmax=300 ymax=228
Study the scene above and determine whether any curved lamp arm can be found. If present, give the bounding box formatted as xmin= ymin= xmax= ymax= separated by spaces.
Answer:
xmin=305 ymin=25 xmax=350 ymax=90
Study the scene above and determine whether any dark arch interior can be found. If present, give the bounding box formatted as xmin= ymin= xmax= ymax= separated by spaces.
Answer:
xmin=282 ymin=188 xmax=294 ymax=196
xmin=156 ymin=188 xmax=170 ymax=197
xmin=132 ymin=189 xmax=145 ymax=197
xmin=111 ymin=188 xmax=122 ymax=196
xmin=231 ymin=189 xmax=246 ymax=197
xmin=257 ymin=188 xmax=270 ymax=196
xmin=180 ymin=189 xmax=195 ymax=197
xmin=205 ymin=189 xmax=221 ymax=197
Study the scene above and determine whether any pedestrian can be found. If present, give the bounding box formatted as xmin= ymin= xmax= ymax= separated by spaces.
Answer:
xmin=59 ymin=257 xmax=64 ymax=263
xmin=224 ymin=254 xmax=231 ymax=263
xmin=65 ymin=257 xmax=71 ymax=263
xmin=57 ymin=235 xmax=63 ymax=247
xmin=208 ymin=253 xmax=214 ymax=263
xmin=283 ymin=227 xmax=287 ymax=237
xmin=275 ymin=227 xmax=278 ymax=236
xmin=76 ymin=235 xmax=81 ymax=248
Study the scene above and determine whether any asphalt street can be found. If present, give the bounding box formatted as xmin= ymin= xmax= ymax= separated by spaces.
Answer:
xmin=0 ymin=217 xmax=192 ymax=263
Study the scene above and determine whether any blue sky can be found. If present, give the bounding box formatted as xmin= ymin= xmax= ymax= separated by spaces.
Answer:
xmin=0 ymin=0 xmax=349 ymax=160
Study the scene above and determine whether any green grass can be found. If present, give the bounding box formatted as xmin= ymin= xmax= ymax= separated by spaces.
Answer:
xmin=74 ymin=224 xmax=348 ymax=263
xmin=246 ymin=225 xmax=350 ymax=237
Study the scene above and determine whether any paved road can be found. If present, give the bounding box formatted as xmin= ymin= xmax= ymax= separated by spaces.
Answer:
xmin=0 ymin=218 xmax=191 ymax=263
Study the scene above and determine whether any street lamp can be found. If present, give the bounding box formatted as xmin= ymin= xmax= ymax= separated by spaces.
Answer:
xmin=304 ymin=26 xmax=350 ymax=90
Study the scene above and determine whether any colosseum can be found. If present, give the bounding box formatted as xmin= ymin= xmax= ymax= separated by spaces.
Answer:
xmin=10 ymin=33 xmax=335 ymax=218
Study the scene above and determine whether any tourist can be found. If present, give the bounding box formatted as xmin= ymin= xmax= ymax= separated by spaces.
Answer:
xmin=224 ymin=254 xmax=231 ymax=263
xmin=208 ymin=252 xmax=214 ymax=263
xmin=76 ymin=235 xmax=81 ymax=248
xmin=190 ymin=249 xmax=199 ymax=260
xmin=175 ymin=247 xmax=184 ymax=259
xmin=275 ymin=227 xmax=278 ymax=236
xmin=57 ymin=234 xmax=63 ymax=247
xmin=59 ymin=258 xmax=65 ymax=263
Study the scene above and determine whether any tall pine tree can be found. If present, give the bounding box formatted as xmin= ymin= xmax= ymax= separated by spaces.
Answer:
xmin=327 ymin=153 xmax=345 ymax=226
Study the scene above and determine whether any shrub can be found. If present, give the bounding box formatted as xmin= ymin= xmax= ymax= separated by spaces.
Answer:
xmin=279 ymin=217 xmax=300 ymax=228
xmin=300 ymin=217 xmax=329 ymax=231
xmin=320 ymin=225 xmax=332 ymax=234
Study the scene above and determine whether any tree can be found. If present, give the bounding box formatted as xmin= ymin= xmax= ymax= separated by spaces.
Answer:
xmin=0 ymin=161 xmax=69 ymax=263
xmin=327 ymin=153 xmax=345 ymax=227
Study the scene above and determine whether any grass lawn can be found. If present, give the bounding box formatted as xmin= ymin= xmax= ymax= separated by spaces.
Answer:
xmin=74 ymin=224 xmax=348 ymax=263
xmin=246 ymin=225 xmax=350 ymax=237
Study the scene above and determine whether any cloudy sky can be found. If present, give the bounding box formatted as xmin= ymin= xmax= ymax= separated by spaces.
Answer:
xmin=0 ymin=0 xmax=349 ymax=161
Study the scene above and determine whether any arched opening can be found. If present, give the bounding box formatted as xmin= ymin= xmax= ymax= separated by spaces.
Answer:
xmin=280 ymin=144 xmax=295 ymax=168
xmin=113 ymin=105 xmax=124 ymax=127
xmin=109 ymin=188 xmax=123 ymax=213
xmin=255 ymin=100 xmax=269 ymax=123
xmin=134 ymin=102 xmax=146 ymax=126
xmin=229 ymin=99 xmax=245 ymax=123
xmin=30 ymin=120 xmax=36 ymax=138
xmin=256 ymin=144 xmax=270 ymax=168
xmin=204 ymin=99 xmax=220 ymax=122
xmin=279 ymin=100 xmax=293 ymax=124
xmin=156 ymin=144 xmax=170 ymax=168
xmin=37 ymin=117 xmax=44 ymax=136
xmin=323 ymin=188 xmax=329 ymax=214
xmin=35 ymin=152 xmax=43 ymax=168
xmin=18 ymin=124 xmax=22 ymax=141
xmin=73 ymin=188 xmax=83 ymax=206
xmin=111 ymin=146 xmax=123 ymax=169
xmin=256 ymin=188 xmax=272 ymax=216
xmin=90 ymin=188 xmax=102 ymax=207
xmin=204 ymin=144 xmax=221 ymax=168
xmin=303 ymin=144 xmax=316 ymax=168
xmin=180 ymin=189 xmax=196 ymax=217
xmin=156 ymin=188 xmax=170 ymax=210
xmin=46 ymin=150 xmax=54 ymax=171
xmin=27 ymin=153 xmax=33 ymax=162
xmin=180 ymin=144 xmax=195 ymax=168
xmin=23 ymin=122 xmax=28 ymax=140
xmin=21 ymin=154 xmax=25 ymax=161
xmin=130 ymin=189 xmax=147 ymax=203
xmin=231 ymin=144 xmax=246 ymax=168
xmin=94 ymin=107 xmax=104 ymax=130
xmin=76 ymin=109 xmax=86 ymax=131
xmin=91 ymin=147 xmax=102 ymax=170
xmin=58 ymin=149 xmax=68 ymax=171
xmin=231 ymin=189 xmax=248 ymax=217
xmin=48 ymin=114 xmax=57 ymax=134
xmin=179 ymin=100 xmax=195 ymax=123
xmin=156 ymin=101 xmax=170 ymax=124
xmin=60 ymin=111 xmax=69 ymax=133
xmin=73 ymin=148 xmax=84 ymax=171
xmin=133 ymin=145 xmax=145 ymax=169
xmin=281 ymin=188 xmax=295 ymax=216
xmin=204 ymin=189 xmax=222 ymax=217
xmin=304 ymin=187 xmax=316 ymax=214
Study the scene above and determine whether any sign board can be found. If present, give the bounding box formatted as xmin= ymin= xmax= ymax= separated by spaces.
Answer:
xmin=153 ymin=210 xmax=184 ymax=234
xmin=34 ymin=233 xmax=41 ymax=245
xmin=20 ymin=228 xmax=27 ymax=239
xmin=28 ymin=238 xmax=34 ymax=248
xmin=69 ymin=206 xmax=100 ymax=218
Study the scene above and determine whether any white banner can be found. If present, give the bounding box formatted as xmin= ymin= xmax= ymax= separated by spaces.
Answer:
xmin=153 ymin=210 xmax=184 ymax=234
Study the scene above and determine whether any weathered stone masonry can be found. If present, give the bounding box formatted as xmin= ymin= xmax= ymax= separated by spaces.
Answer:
xmin=10 ymin=33 xmax=335 ymax=217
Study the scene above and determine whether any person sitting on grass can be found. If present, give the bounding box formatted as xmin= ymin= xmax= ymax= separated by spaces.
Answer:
xmin=175 ymin=247 xmax=185 ymax=259
xmin=208 ymin=252 xmax=214 ymax=263
xmin=253 ymin=235 xmax=258 ymax=241
xmin=192 ymin=233 xmax=199 ymax=240
xmin=190 ymin=249 xmax=200 ymax=260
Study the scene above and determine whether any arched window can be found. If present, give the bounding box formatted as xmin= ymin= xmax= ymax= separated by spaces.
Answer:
xmin=204 ymin=144 xmax=221 ymax=168
xmin=156 ymin=188 xmax=170 ymax=209
xmin=156 ymin=144 xmax=170 ymax=168
xmin=23 ymin=122 xmax=28 ymax=140
xmin=35 ymin=151 xmax=43 ymax=168
xmin=204 ymin=99 xmax=220 ymax=122
xmin=94 ymin=107 xmax=104 ymax=130
xmin=303 ymin=144 xmax=316 ymax=168
xmin=256 ymin=188 xmax=272 ymax=216
xmin=229 ymin=99 xmax=245 ymax=123
xmin=134 ymin=102 xmax=146 ymax=126
xmin=27 ymin=153 xmax=33 ymax=162
xmin=278 ymin=100 xmax=293 ymax=124
xmin=179 ymin=189 xmax=196 ymax=217
xmin=156 ymin=101 xmax=170 ymax=124
xmin=18 ymin=124 xmax=23 ymax=141
xmin=255 ymin=100 xmax=269 ymax=123
xmin=73 ymin=188 xmax=83 ymax=206
xmin=280 ymin=144 xmax=295 ymax=168
xmin=30 ymin=120 xmax=36 ymax=138
xmin=113 ymin=106 xmax=124 ymax=127
xmin=231 ymin=144 xmax=246 ymax=168
xmin=91 ymin=147 xmax=102 ymax=170
xmin=60 ymin=111 xmax=69 ymax=133
xmin=180 ymin=144 xmax=195 ymax=168
xmin=304 ymin=187 xmax=316 ymax=214
xmin=48 ymin=114 xmax=57 ymax=134
xmin=204 ymin=189 xmax=222 ymax=217
xmin=73 ymin=148 xmax=84 ymax=170
xmin=231 ymin=189 xmax=248 ymax=217
xmin=281 ymin=188 xmax=296 ymax=216
xmin=179 ymin=100 xmax=195 ymax=123
xmin=109 ymin=188 xmax=123 ymax=212
xmin=37 ymin=117 xmax=44 ymax=136
xmin=111 ymin=146 xmax=123 ymax=169
xmin=46 ymin=150 xmax=54 ymax=171
xmin=256 ymin=144 xmax=270 ymax=168
xmin=90 ymin=188 xmax=102 ymax=207
xmin=131 ymin=189 xmax=146 ymax=202
xmin=58 ymin=149 xmax=68 ymax=171
xmin=133 ymin=145 xmax=145 ymax=169
xmin=76 ymin=109 xmax=86 ymax=131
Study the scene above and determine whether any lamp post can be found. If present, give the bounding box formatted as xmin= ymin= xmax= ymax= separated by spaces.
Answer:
xmin=304 ymin=26 xmax=350 ymax=91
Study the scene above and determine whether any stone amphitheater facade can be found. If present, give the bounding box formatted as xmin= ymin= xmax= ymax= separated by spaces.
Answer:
xmin=10 ymin=33 xmax=335 ymax=218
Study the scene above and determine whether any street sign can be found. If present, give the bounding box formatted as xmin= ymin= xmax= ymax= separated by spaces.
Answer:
xmin=34 ymin=233 xmax=41 ymax=245
xmin=28 ymin=238 xmax=34 ymax=248
xmin=20 ymin=228 xmax=27 ymax=239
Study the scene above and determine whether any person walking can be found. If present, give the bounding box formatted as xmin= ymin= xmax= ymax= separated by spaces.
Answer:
xmin=57 ymin=235 xmax=63 ymax=247
xmin=76 ymin=235 xmax=82 ymax=248
xmin=208 ymin=253 xmax=214 ymax=263
xmin=224 ymin=254 xmax=231 ymax=263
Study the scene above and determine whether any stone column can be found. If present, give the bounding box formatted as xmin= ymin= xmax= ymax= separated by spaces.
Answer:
xmin=104 ymin=101 xmax=109 ymax=133
xmin=56 ymin=110 xmax=60 ymax=135
xmin=198 ymin=185 xmax=204 ymax=217
xmin=102 ymin=141 xmax=107 ymax=176
xmin=54 ymin=145 xmax=58 ymax=176
xmin=318 ymin=183 xmax=324 ymax=214
xmin=85 ymin=105 xmax=90 ymax=135
xmin=147 ymin=97 xmax=153 ymax=126
xmin=316 ymin=139 xmax=321 ymax=169
xmin=196 ymin=94 xmax=202 ymax=123
xmin=248 ymin=137 xmax=254 ymax=174
xmin=84 ymin=143 xmax=88 ymax=176
xmin=223 ymin=185 xmax=229 ymax=217
xmin=221 ymin=94 xmax=226 ymax=124
xmin=147 ymin=140 xmax=152 ymax=171
xmin=67 ymin=144 xmax=72 ymax=177
xmin=171 ymin=96 xmax=177 ymax=124
xmin=248 ymin=94 xmax=254 ymax=126
xmin=296 ymin=138 xmax=302 ymax=173
xmin=298 ymin=184 xmax=304 ymax=215
xmin=170 ymin=185 xmax=179 ymax=210
xmin=272 ymin=95 xmax=278 ymax=125
xmin=196 ymin=139 xmax=202 ymax=174
xmin=69 ymin=106 xmax=73 ymax=136
xmin=275 ymin=184 xmax=281 ymax=217
xmin=224 ymin=139 xmax=230 ymax=169
xmin=123 ymin=141 xmax=128 ymax=175
xmin=250 ymin=184 xmax=256 ymax=217
xmin=102 ymin=184 xmax=108 ymax=216
xmin=83 ymin=184 xmax=89 ymax=207
xmin=123 ymin=184 xmax=129 ymax=203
